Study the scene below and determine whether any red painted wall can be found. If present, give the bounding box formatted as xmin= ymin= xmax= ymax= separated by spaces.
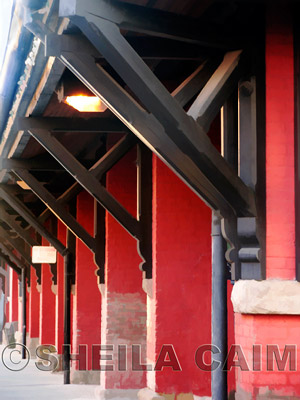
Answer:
xmin=149 ymin=156 xmax=212 ymax=396
xmin=266 ymin=4 xmax=295 ymax=279
xmin=103 ymin=142 xmax=147 ymax=389
xmin=72 ymin=191 xmax=101 ymax=370
xmin=29 ymin=266 xmax=40 ymax=339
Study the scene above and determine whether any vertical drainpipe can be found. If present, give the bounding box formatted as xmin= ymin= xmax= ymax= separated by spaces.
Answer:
xmin=211 ymin=211 xmax=228 ymax=399
xmin=21 ymin=267 xmax=26 ymax=359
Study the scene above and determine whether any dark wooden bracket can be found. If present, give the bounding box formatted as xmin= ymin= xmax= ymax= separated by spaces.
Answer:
xmin=33 ymin=233 xmax=42 ymax=286
xmin=26 ymin=261 xmax=31 ymax=288
xmin=0 ymin=205 xmax=39 ymax=247
xmin=0 ymin=241 xmax=26 ymax=275
xmin=0 ymin=225 xmax=31 ymax=266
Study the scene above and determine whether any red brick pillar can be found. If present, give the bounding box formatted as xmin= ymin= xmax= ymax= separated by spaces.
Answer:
xmin=56 ymin=221 xmax=65 ymax=357
xmin=71 ymin=191 xmax=101 ymax=384
xmin=233 ymin=5 xmax=300 ymax=399
xmin=28 ymin=266 xmax=40 ymax=354
xmin=146 ymin=157 xmax=212 ymax=398
xmin=39 ymin=236 xmax=56 ymax=345
xmin=101 ymin=147 xmax=147 ymax=390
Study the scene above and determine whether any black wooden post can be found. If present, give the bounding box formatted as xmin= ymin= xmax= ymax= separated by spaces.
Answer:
xmin=21 ymin=267 xmax=27 ymax=359
xmin=63 ymin=200 xmax=76 ymax=384
xmin=63 ymin=249 xmax=71 ymax=384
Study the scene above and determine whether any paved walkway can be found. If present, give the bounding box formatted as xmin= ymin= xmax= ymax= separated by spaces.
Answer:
xmin=0 ymin=345 xmax=99 ymax=399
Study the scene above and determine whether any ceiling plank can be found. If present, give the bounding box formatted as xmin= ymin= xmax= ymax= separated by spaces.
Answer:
xmin=59 ymin=0 xmax=243 ymax=49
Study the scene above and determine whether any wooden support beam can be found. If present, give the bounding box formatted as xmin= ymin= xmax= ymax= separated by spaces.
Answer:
xmin=36 ymin=61 xmax=204 ymax=223
xmin=13 ymin=169 xmax=96 ymax=252
xmin=0 ymin=158 xmax=63 ymax=171
xmin=50 ymin=16 xmax=255 ymax=217
xmin=46 ymin=33 xmax=221 ymax=60
xmin=0 ymin=185 xmax=67 ymax=255
xmin=221 ymin=91 xmax=239 ymax=171
xmin=172 ymin=58 xmax=222 ymax=107
xmin=23 ymin=129 xmax=140 ymax=239
xmin=34 ymin=58 xmax=214 ymax=227
xmin=18 ymin=116 xmax=127 ymax=133
xmin=59 ymin=0 xmax=244 ymax=49
xmin=0 ymin=206 xmax=39 ymax=247
xmin=188 ymin=51 xmax=244 ymax=132
xmin=48 ymin=33 xmax=255 ymax=218
xmin=37 ymin=133 xmax=137 ymax=223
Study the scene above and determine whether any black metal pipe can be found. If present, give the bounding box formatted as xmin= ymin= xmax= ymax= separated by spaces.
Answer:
xmin=21 ymin=267 xmax=27 ymax=359
xmin=211 ymin=211 xmax=228 ymax=400
xmin=63 ymin=249 xmax=71 ymax=384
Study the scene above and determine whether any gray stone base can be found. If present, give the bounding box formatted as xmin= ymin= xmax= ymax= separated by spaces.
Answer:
xmin=3 ymin=321 xmax=18 ymax=346
xmin=27 ymin=337 xmax=39 ymax=358
xmin=138 ymin=389 xmax=211 ymax=400
xmin=231 ymin=280 xmax=300 ymax=314
xmin=70 ymin=368 xmax=100 ymax=385
xmin=236 ymin=387 xmax=300 ymax=399
xmin=95 ymin=389 xmax=139 ymax=400
xmin=51 ymin=354 xmax=62 ymax=372
xmin=93 ymin=389 xmax=211 ymax=400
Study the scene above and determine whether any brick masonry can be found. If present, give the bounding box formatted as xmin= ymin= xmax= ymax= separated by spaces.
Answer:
xmin=265 ymin=3 xmax=295 ymax=280
xmin=71 ymin=191 xmax=101 ymax=382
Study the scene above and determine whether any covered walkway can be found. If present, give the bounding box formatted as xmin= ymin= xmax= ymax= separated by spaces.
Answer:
xmin=0 ymin=345 xmax=100 ymax=399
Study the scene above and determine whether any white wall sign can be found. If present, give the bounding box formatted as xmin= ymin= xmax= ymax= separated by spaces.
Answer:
xmin=32 ymin=246 xmax=57 ymax=264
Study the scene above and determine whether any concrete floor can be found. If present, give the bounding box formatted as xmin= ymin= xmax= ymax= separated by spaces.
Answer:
xmin=0 ymin=345 xmax=99 ymax=399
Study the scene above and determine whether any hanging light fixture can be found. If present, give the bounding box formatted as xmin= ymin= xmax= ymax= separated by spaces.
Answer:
xmin=57 ymin=75 xmax=107 ymax=113
xmin=64 ymin=94 xmax=107 ymax=112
